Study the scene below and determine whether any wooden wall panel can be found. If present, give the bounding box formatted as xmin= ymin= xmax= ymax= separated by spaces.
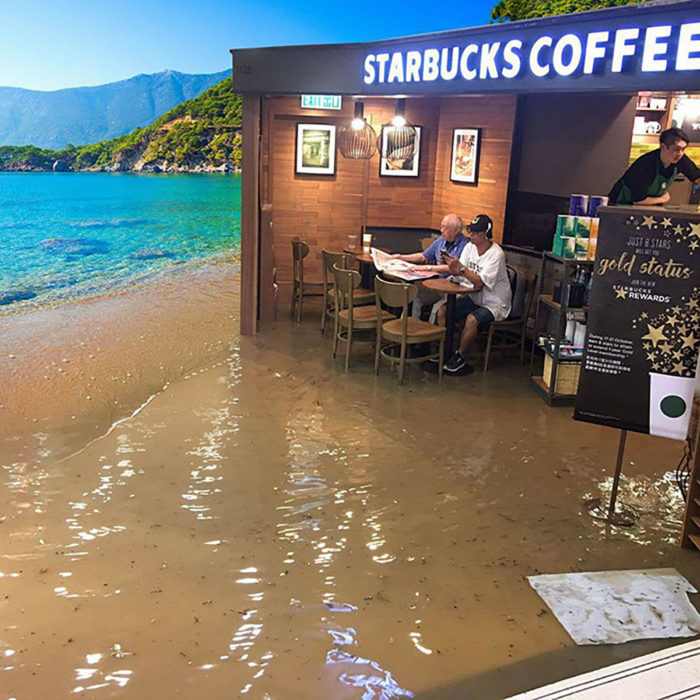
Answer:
xmin=364 ymin=97 xmax=440 ymax=229
xmin=432 ymin=95 xmax=517 ymax=243
xmin=267 ymin=97 xmax=365 ymax=293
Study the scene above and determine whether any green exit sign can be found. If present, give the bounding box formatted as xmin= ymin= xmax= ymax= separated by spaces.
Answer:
xmin=300 ymin=95 xmax=342 ymax=110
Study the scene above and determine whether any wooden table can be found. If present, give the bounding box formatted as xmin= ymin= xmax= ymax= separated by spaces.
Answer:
xmin=422 ymin=277 xmax=476 ymax=354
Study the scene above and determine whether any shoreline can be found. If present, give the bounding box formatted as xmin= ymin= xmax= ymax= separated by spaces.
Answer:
xmin=0 ymin=165 xmax=242 ymax=174
xmin=0 ymin=259 xmax=240 ymax=463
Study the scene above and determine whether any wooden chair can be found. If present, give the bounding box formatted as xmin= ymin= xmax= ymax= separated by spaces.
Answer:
xmin=320 ymin=250 xmax=373 ymax=334
xmin=483 ymin=272 xmax=538 ymax=371
xmin=374 ymin=276 xmax=446 ymax=384
xmin=291 ymin=238 xmax=324 ymax=323
xmin=332 ymin=265 xmax=394 ymax=370
xmin=420 ymin=236 xmax=436 ymax=251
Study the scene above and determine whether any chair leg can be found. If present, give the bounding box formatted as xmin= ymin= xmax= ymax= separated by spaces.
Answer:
xmin=332 ymin=319 xmax=340 ymax=359
xmin=296 ymin=286 xmax=303 ymax=324
xmin=398 ymin=338 xmax=407 ymax=385
xmin=520 ymin=324 xmax=526 ymax=364
xmin=345 ymin=322 xmax=353 ymax=371
xmin=484 ymin=326 xmax=494 ymax=372
xmin=291 ymin=282 xmax=297 ymax=319
xmin=438 ymin=338 xmax=444 ymax=383
xmin=321 ymin=298 xmax=326 ymax=334
xmin=374 ymin=330 xmax=382 ymax=375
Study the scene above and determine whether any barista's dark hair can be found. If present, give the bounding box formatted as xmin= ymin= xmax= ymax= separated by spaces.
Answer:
xmin=660 ymin=128 xmax=689 ymax=147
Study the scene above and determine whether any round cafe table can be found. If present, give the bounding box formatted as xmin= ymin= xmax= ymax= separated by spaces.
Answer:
xmin=421 ymin=277 xmax=476 ymax=354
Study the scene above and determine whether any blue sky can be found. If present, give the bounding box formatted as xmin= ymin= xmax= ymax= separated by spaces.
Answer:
xmin=0 ymin=0 xmax=498 ymax=91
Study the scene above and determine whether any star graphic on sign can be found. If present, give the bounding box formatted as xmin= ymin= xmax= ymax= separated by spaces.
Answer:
xmin=646 ymin=352 xmax=655 ymax=361
xmin=643 ymin=342 xmax=651 ymax=350
xmin=691 ymin=240 xmax=699 ymax=251
xmin=642 ymin=323 xmax=668 ymax=347
xmin=652 ymin=361 xmax=661 ymax=371
xmin=666 ymin=315 xmax=678 ymax=326
xmin=658 ymin=341 xmax=671 ymax=354
xmin=674 ymin=224 xmax=684 ymax=235
xmin=690 ymin=299 xmax=699 ymax=310
xmin=661 ymin=217 xmax=672 ymax=228
xmin=615 ymin=288 xmax=628 ymax=299
xmin=681 ymin=334 xmax=698 ymax=349
xmin=673 ymin=350 xmax=682 ymax=360
xmin=642 ymin=215 xmax=656 ymax=230
xmin=673 ymin=361 xmax=687 ymax=375
xmin=672 ymin=306 xmax=681 ymax=314
xmin=678 ymin=324 xmax=688 ymax=335
xmin=689 ymin=221 xmax=700 ymax=239
xmin=640 ymin=311 xmax=648 ymax=319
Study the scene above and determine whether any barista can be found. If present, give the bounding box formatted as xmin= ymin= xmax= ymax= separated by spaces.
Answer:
xmin=609 ymin=128 xmax=700 ymax=206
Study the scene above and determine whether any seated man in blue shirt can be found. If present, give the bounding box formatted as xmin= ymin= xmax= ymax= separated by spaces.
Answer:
xmin=391 ymin=213 xmax=468 ymax=319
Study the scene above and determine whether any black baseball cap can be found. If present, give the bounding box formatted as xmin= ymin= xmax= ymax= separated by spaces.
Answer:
xmin=468 ymin=214 xmax=493 ymax=238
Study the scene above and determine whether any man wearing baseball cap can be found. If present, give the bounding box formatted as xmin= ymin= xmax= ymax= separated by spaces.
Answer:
xmin=438 ymin=214 xmax=512 ymax=375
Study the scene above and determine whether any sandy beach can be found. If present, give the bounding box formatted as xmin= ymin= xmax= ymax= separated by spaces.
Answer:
xmin=1 ymin=275 xmax=699 ymax=699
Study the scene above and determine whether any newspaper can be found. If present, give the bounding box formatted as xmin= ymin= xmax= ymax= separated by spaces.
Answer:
xmin=369 ymin=247 xmax=440 ymax=282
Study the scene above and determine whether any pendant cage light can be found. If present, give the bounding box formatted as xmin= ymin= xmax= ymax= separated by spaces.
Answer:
xmin=387 ymin=98 xmax=417 ymax=160
xmin=338 ymin=101 xmax=378 ymax=159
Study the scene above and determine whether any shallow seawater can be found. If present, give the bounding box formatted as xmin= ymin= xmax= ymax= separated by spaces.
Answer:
xmin=0 ymin=172 xmax=240 ymax=314
xmin=2 ymin=311 xmax=699 ymax=699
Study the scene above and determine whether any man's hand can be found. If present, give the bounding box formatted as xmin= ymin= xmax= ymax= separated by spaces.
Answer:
xmin=390 ymin=253 xmax=404 ymax=259
xmin=447 ymin=258 xmax=463 ymax=275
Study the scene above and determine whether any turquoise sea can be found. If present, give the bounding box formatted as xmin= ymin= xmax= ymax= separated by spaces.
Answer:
xmin=0 ymin=172 xmax=241 ymax=314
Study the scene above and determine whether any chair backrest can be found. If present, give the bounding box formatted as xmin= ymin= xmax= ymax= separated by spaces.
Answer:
xmin=374 ymin=276 xmax=416 ymax=337
xmin=291 ymin=238 xmax=310 ymax=283
xmin=505 ymin=264 xmax=518 ymax=296
xmin=420 ymin=236 xmax=436 ymax=251
xmin=322 ymin=250 xmax=354 ymax=287
xmin=331 ymin=264 xmax=361 ymax=313
xmin=508 ymin=270 xmax=538 ymax=321
xmin=522 ymin=273 xmax=539 ymax=323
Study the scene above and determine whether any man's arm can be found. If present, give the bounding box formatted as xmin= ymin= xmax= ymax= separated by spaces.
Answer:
xmin=393 ymin=252 xmax=427 ymax=263
xmin=446 ymin=251 xmax=484 ymax=290
xmin=679 ymin=154 xmax=700 ymax=184
xmin=633 ymin=192 xmax=670 ymax=206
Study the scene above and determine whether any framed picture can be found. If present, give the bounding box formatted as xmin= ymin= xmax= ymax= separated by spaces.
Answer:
xmin=295 ymin=123 xmax=336 ymax=175
xmin=450 ymin=128 xmax=481 ymax=184
xmin=379 ymin=125 xmax=421 ymax=177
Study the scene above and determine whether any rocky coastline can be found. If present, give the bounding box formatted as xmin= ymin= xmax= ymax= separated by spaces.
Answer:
xmin=0 ymin=160 xmax=240 ymax=174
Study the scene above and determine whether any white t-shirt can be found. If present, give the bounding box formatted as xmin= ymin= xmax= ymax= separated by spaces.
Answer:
xmin=458 ymin=241 xmax=512 ymax=321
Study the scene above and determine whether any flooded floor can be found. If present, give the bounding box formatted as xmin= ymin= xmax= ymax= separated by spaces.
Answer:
xmin=2 ymin=293 xmax=700 ymax=699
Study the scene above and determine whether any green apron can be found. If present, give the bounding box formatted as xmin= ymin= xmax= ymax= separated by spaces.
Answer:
xmin=617 ymin=156 xmax=677 ymax=204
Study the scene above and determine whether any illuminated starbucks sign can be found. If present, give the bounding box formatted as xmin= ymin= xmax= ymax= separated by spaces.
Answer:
xmin=363 ymin=22 xmax=700 ymax=85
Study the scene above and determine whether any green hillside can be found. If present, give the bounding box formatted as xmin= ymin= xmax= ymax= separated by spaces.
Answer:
xmin=0 ymin=77 xmax=242 ymax=172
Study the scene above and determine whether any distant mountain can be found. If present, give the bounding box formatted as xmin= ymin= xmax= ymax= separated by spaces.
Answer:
xmin=0 ymin=69 xmax=230 ymax=149
xmin=0 ymin=78 xmax=242 ymax=173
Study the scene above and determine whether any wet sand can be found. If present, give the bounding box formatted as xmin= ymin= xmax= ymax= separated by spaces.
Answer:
xmin=1 ymin=282 xmax=699 ymax=699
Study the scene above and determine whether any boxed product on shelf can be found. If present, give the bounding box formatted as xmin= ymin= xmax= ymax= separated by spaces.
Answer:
xmin=574 ymin=216 xmax=592 ymax=238
xmin=552 ymin=234 xmax=576 ymax=258
xmin=575 ymin=237 xmax=589 ymax=259
xmin=587 ymin=218 xmax=599 ymax=261
xmin=556 ymin=215 xmax=576 ymax=238
xmin=568 ymin=195 xmax=589 ymax=216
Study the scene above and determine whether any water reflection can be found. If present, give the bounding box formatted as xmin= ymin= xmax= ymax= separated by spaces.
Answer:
xmin=279 ymin=403 xmax=415 ymax=698
xmin=583 ymin=470 xmax=685 ymax=545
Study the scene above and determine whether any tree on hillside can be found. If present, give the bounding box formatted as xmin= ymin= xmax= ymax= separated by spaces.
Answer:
xmin=491 ymin=0 xmax=653 ymax=21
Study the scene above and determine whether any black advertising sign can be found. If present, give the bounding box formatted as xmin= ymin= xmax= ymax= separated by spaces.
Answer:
xmin=232 ymin=1 xmax=700 ymax=96
xmin=574 ymin=206 xmax=700 ymax=440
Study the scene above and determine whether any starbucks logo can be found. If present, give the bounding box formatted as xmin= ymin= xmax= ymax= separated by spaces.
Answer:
xmin=660 ymin=395 xmax=686 ymax=418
